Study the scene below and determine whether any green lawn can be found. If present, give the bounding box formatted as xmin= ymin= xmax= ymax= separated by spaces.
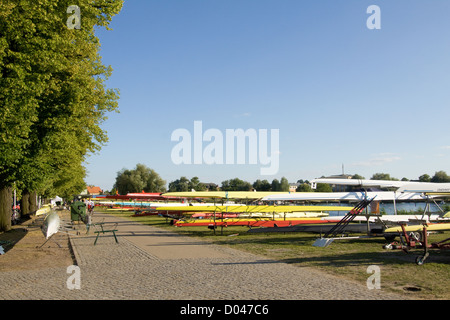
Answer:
xmin=100 ymin=209 xmax=450 ymax=300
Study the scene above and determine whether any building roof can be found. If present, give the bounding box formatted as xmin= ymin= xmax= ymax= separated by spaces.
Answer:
xmin=87 ymin=186 xmax=103 ymax=194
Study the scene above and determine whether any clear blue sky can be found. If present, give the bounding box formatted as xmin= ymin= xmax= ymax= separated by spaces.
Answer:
xmin=85 ymin=0 xmax=450 ymax=191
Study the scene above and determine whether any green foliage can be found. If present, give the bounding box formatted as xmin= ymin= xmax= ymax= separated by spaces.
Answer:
xmin=280 ymin=177 xmax=290 ymax=192
xmin=252 ymin=179 xmax=271 ymax=191
xmin=296 ymin=183 xmax=312 ymax=192
xmin=1 ymin=0 xmax=123 ymax=189
xmin=114 ymin=164 xmax=166 ymax=195
xmin=419 ymin=174 xmax=431 ymax=182
xmin=168 ymin=177 xmax=190 ymax=192
xmin=270 ymin=179 xmax=280 ymax=191
xmin=370 ymin=173 xmax=399 ymax=181
xmin=0 ymin=0 xmax=123 ymax=230
xmin=221 ymin=178 xmax=253 ymax=191
xmin=220 ymin=177 xmax=289 ymax=192
xmin=168 ymin=176 xmax=207 ymax=192
xmin=431 ymin=171 xmax=450 ymax=183
xmin=270 ymin=177 xmax=290 ymax=191
xmin=314 ymin=183 xmax=332 ymax=192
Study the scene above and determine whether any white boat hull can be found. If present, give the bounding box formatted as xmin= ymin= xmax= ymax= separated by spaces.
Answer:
xmin=41 ymin=212 xmax=60 ymax=239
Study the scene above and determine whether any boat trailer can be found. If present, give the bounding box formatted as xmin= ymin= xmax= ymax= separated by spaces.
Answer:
xmin=383 ymin=224 xmax=450 ymax=265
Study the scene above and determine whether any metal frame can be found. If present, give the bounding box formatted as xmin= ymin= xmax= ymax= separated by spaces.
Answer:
xmin=383 ymin=224 xmax=450 ymax=265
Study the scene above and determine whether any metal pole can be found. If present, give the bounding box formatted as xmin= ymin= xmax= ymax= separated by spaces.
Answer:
xmin=393 ymin=191 xmax=397 ymax=215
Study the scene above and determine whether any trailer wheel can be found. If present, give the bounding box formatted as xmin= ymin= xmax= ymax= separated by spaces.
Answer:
xmin=409 ymin=232 xmax=422 ymax=241
xmin=415 ymin=256 xmax=425 ymax=265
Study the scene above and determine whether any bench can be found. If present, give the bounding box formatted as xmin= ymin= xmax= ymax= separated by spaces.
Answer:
xmin=93 ymin=222 xmax=119 ymax=245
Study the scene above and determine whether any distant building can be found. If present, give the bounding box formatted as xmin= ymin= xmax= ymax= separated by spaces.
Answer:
xmin=86 ymin=186 xmax=103 ymax=195
xmin=289 ymin=183 xmax=299 ymax=192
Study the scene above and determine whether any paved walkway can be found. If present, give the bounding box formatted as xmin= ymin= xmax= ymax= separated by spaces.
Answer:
xmin=0 ymin=212 xmax=405 ymax=300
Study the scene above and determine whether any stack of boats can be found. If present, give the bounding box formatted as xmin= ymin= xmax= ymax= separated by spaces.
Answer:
xmin=92 ymin=180 xmax=450 ymax=232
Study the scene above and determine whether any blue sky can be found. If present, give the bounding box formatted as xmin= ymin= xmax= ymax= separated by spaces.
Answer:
xmin=85 ymin=0 xmax=450 ymax=191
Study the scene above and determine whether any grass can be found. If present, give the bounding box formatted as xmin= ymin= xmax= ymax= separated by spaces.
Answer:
xmin=99 ymin=208 xmax=450 ymax=300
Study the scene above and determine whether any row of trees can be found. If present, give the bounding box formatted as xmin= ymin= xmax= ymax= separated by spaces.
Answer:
xmin=113 ymin=164 xmax=320 ymax=194
xmin=0 ymin=1 xmax=124 ymax=231
xmin=113 ymin=166 xmax=450 ymax=196
xmin=114 ymin=173 xmax=295 ymax=194
xmin=348 ymin=171 xmax=450 ymax=183
xmin=221 ymin=177 xmax=291 ymax=192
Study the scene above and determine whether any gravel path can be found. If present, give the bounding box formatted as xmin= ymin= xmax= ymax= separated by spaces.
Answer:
xmin=0 ymin=212 xmax=406 ymax=301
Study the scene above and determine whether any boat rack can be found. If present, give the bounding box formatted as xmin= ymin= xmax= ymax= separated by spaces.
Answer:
xmin=313 ymin=197 xmax=376 ymax=247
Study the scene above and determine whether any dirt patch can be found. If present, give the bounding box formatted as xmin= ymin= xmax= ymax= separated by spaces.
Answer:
xmin=0 ymin=210 xmax=76 ymax=272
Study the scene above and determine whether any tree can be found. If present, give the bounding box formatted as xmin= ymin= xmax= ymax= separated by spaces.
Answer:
xmin=0 ymin=1 xmax=43 ymax=229
xmin=431 ymin=171 xmax=450 ymax=183
xmin=189 ymin=177 xmax=207 ymax=191
xmin=0 ymin=1 xmax=123 ymax=231
xmin=114 ymin=164 xmax=166 ymax=195
xmin=351 ymin=174 xmax=365 ymax=180
xmin=314 ymin=183 xmax=332 ymax=192
xmin=114 ymin=169 xmax=142 ymax=194
xmin=280 ymin=177 xmax=290 ymax=192
xmin=168 ymin=177 xmax=190 ymax=192
xmin=370 ymin=173 xmax=398 ymax=181
xmin=221 ymin=178 xmax=252 ymax=191
xmin=169 ymin=176 xmax=207 ymax=192
xmin=419 ymin=174 xmax=431 ymax=182
xmin=296 ymin=183 xmax=312 ymax=192
xmin=271 ymin=179 xmax=281 ymax=191
xmin=252 ymin=179 xmax=271 ymax=191
xmin=141 ymin=165 xmax=166 ymax=193
xmin=40 ymin=160 xmax=87 ymax=199
xmin=0 ymin=187 xmax=12 ymax=232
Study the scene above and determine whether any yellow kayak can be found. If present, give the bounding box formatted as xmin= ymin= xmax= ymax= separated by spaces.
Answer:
xmin=384 ymin=223 xmax=450 ymax=233
xmin=156 ymin=205 xmax=353 ymax=213
xmin=161 ymin=191 xmax=290 ymax=199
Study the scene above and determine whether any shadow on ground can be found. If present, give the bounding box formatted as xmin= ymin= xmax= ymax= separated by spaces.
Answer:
xmin=0 ymin=228 xmax=28 ymax=253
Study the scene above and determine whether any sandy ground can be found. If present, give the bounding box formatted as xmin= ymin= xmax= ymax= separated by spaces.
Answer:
xmin=0 ymin=209 xmax=75 ymax=272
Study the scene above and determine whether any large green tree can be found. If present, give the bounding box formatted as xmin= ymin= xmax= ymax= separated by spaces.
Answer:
xmin=0 ymin=0 xmax=123 ymax=231
xmin=431 ymin=171 xmax=450 ymax=183
xmin=114 ymin=164 xmax=166 ymax=195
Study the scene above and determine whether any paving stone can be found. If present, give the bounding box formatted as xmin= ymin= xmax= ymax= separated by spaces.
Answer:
xmin=0 ymin=212 xmax=405 ymax=300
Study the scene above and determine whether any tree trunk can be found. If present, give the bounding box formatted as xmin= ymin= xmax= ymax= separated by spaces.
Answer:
xmin=0 ymin=186 xmax=12 ymax=232
xmin=21 ymin=192 xmax=30 ymax=216
xmin=29 ymin=190 xmax=37 ymax=213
